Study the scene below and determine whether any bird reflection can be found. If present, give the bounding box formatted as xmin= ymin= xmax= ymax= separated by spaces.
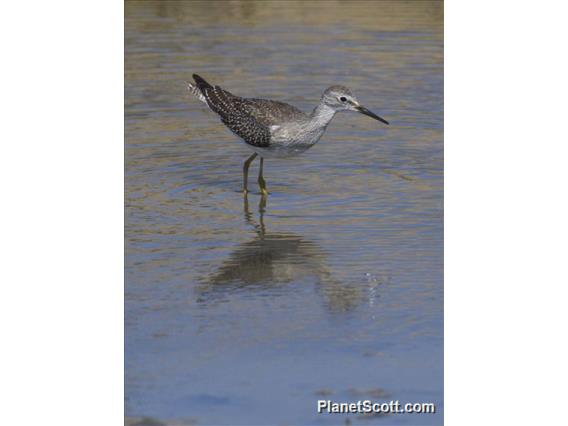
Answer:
xmin=196 ymin=194 xmax=364 ymax=313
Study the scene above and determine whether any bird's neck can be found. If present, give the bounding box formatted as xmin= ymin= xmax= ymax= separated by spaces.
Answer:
xmin=309 ymin=102 xmax=337 ymax=131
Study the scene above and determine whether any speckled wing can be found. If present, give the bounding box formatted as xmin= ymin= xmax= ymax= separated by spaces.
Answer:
xmin=239 ymin=99 xmax=307 ymax=127
xmin=199 ymin=83 xmax=272 ymax=148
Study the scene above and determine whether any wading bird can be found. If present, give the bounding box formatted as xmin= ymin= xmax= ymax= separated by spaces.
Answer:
xmin=188 ymin=74 xmax=389 ymax=195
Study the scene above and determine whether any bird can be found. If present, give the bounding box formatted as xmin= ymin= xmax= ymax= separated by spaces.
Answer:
xmin=187 ymin=74 xmax=389 ymax=196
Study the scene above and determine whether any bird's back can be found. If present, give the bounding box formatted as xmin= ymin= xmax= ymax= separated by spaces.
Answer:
xmin=190 ymin=74 xmax=307 ymax=148
xmin=240 ymin=98 xmax=307 ymax=127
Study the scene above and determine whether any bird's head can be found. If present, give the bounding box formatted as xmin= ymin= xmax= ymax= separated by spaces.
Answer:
xmin=321 ymin=85 xmax=389 ymax=125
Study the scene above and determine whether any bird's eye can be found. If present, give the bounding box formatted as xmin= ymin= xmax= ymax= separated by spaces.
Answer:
xmin=339 ymin=96 xmax=347 ymax=102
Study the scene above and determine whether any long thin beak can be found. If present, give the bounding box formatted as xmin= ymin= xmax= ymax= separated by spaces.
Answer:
xmin=355 ymin=105 xmax=389 ymax=125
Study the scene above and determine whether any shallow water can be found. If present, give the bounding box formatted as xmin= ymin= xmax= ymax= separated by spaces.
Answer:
xmin=125 ymin=1 xmax=443 ymax=424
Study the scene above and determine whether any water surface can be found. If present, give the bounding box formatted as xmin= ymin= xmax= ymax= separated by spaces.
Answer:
xmin=126 ymin=1 xmax=443 ymax=424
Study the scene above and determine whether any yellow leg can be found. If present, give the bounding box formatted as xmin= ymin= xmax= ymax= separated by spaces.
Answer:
xmin=243 ymin=153 xmax=257 ymax=194
xmin=258 ymin=157 xmax=269 ymax=196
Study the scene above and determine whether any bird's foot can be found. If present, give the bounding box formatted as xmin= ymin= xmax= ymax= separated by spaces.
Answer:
xmin=258 ymin=176 xmax=268 ymax=196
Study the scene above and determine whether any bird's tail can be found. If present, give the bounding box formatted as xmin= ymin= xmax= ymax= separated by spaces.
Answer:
xmin=187 ymin=74 xmax=211 ymax=104
xmin=193 ymin=74 xmax=213 ymax=91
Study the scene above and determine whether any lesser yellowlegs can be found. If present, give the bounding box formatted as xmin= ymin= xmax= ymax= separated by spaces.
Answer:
xmin=188 ymin=74 xmax=389 ymax=195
